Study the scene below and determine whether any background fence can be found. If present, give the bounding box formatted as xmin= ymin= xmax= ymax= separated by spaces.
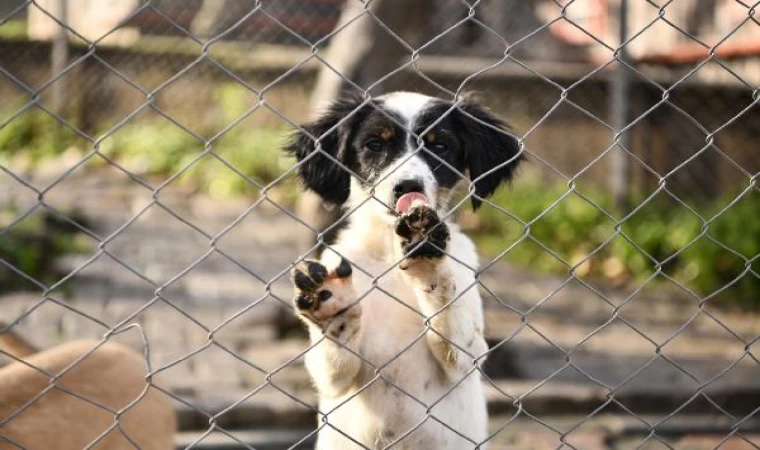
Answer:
xmin=1 ymin=1 xmax=759 ymax=449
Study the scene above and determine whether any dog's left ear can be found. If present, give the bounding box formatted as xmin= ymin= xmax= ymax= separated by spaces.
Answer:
xmin=285 ymin=94 xmax=365 ymax=205
xmin=457 ymin=101 xmax=523 ymax=210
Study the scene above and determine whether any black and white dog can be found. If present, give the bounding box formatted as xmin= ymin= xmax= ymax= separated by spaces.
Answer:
xmin=286 ymin=92 xmax=521 ymax=449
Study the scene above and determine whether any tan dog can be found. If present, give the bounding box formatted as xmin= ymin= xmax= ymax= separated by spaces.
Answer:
xmin=0 ymin=325 xmax=176 ymax=450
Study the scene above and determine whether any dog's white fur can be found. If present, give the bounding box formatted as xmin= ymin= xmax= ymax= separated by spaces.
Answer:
xmin=297 ymin=92 xmax=491 ymax=449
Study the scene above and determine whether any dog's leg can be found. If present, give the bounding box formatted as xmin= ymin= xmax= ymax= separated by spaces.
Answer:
xmin=395 ymin=206 xmax=488 ymax=381
xmin=291 ymin=257 xmax=363 ymax=398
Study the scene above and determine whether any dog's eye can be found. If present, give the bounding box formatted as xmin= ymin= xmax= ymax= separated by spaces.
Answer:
xmin=431 ymin=143 xmax=448 ymax=153
xmin=365 ymin=139 xmax=383 ymax=152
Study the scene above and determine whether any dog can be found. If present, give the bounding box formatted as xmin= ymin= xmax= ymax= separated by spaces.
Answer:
xmin=286 ymin=91 xmax=522 ymax=449
xmin=0 ymin=325 xmax=176 ymax=450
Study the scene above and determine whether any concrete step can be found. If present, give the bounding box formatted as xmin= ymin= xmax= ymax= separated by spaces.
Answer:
xmin=175 ymin=429 xmax=314 ymax=450
xmin=174 ymin=415 xmax=760 ymax=450
xmin=173 ymin=377 xmax=760 ymax=431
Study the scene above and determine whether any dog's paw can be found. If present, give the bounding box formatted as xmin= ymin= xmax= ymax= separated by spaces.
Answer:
xmin=291 ymin=258 xmax=355 ymax=324
xmin=395 ymin=204 xmax=450 ymax=270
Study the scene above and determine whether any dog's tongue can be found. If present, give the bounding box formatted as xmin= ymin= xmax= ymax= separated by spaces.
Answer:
xmin=395 ymin=192 xmax=428 ymax=214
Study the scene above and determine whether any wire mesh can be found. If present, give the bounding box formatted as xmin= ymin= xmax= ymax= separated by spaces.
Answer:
xmin=0 ymin=1 xmax=758 ymax=449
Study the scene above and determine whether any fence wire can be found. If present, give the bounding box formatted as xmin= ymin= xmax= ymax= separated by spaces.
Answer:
xmin=0 ymin=1 xmax=759 ymax=449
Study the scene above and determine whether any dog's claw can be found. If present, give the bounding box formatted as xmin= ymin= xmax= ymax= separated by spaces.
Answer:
xmin=335 ymin=258 xmax=353 ymax=278
xmin=293 ymin=260 xmax=329 ymax=291
xmin=296 ymin=293 xmax=315 ymax=310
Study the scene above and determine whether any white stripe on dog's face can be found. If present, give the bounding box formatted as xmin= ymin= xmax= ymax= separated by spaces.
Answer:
xmin=379 ymin=92 xmax=436 ymax=129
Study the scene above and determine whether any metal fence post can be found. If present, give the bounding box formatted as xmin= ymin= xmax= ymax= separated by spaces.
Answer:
xmin=51 ymin=0 xmax=69 ymax=115
xmin=609 ymin=0 xmax=631 ymax=212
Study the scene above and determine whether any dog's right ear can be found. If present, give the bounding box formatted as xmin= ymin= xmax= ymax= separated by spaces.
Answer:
xmin=285 ymin=94 xmax=365 ymax=205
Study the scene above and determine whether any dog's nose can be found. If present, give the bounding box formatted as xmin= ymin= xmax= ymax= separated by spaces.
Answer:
xmin=393 ymin=179 xmax=424 ymax=198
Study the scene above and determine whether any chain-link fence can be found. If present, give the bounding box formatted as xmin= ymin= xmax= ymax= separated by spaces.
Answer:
xmin=1 ymin=1 xmax=759 ymax=449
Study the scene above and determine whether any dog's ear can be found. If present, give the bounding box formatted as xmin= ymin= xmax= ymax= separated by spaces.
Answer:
xmin=457 ymin=101 xmax=523 ymax=210
xmin=286 ymin=94 xmax=365 ymax=204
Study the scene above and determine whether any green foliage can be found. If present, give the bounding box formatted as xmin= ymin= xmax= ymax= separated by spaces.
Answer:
xmin=0 ymin=109 xmax=77 ymax=161
xmin=0 ymin=206 xmax=91 ymax=291
xmin=0 ymin=84 xmax=297 ymax=291
xmin=0 ymin=84 xmax=296 ymax=201
xmin=470 ymin=176 xmax=759 ymax=308
xmin=101 ymin=82 xmax=296 ymax=198
xmin=98 ymin=120 xmax=292 ymax=198
xmin=0 ymin=20 xmax=27 ymax=40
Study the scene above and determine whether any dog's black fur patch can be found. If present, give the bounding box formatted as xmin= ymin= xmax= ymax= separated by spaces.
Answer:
xmin=317 ymin=290 xmax=333 ymax=302
xmin=285 ymin=94 xmax=368 ymax=204
xmin=456 ymin=101 xmax=523 ymax=209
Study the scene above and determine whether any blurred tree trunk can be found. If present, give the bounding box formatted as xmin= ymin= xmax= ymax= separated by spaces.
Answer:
xmin=51 ymin=0 xmax=69 ymax=116
xmin=191 ymin=0 xmax=229 ymax=38
xmin=309 ymin=0 xmax=434 ymax=112
xmin=298 ymin=0 xmax=434 ymax=254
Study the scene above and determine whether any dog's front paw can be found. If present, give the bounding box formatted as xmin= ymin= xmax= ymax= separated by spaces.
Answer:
xmin=395 ymin=204 xmax=450 ymax=271
xmin=292 ymin=258 xmax=355 ymax=325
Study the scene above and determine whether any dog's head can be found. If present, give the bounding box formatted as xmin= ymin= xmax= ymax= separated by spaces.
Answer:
xmin=286 ymin=92 xmax=522 ymax=222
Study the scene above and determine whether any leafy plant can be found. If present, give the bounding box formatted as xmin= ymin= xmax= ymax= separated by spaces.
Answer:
xmin=0 ymin=109 xmax=77 ymax=162
xmin=0 ymin=20 xmax=27 ymax=40
xmin=98 ymin=120 xmax=293 ymax=199
xmin=468 ymin=174 xmax=759 ymax=309
xmin=0 ymin=206 xmax=91 ymax=291
xmin=0 ymin=85 xmax=297 ymax=202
